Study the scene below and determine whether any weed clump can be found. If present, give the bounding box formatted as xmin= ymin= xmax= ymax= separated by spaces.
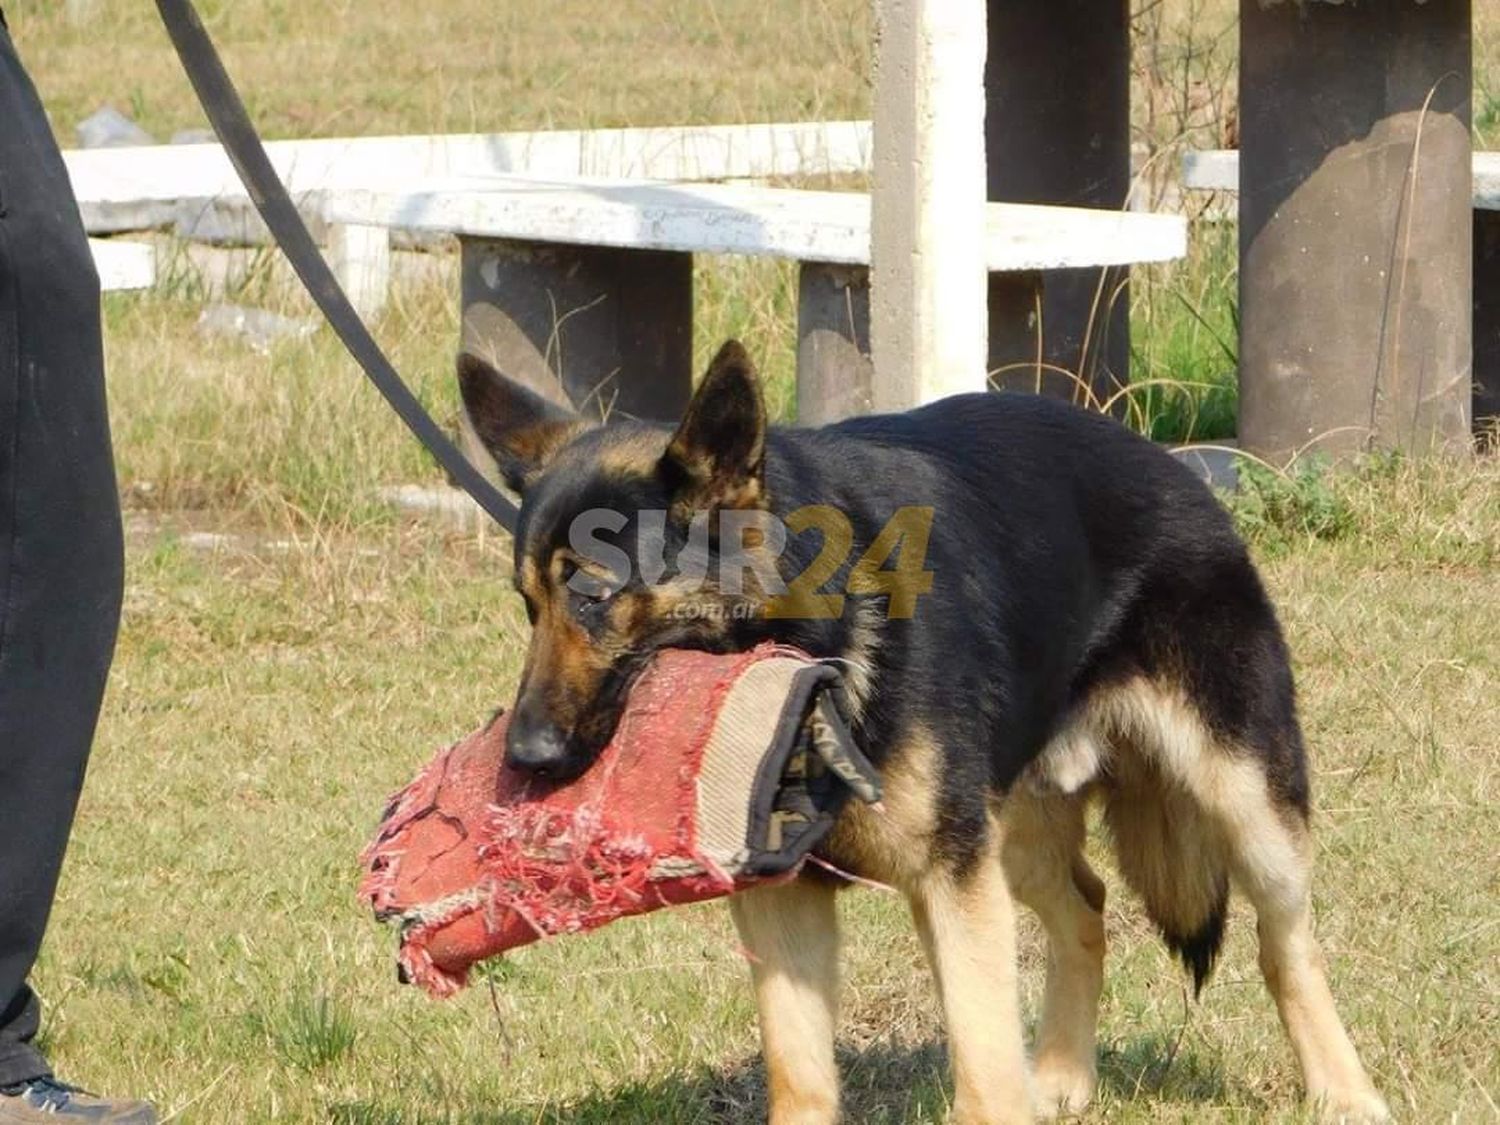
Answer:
xmin=1226 ymin=458 xmax=1356 ymax=554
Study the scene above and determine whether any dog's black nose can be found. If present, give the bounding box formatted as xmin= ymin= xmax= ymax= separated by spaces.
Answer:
xmin=504 ymin=716 xmax=571 ymax=777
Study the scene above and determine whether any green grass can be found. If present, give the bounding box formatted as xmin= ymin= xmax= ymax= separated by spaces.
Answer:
xmin=1479 ymin=1 xmax=1500 ymax=148
xmin=100 ymin=261 xmax=805 ymax=522
xmin=102 ymin=273 xmax=464 ymax=519
xmin=6 ymin=0 xmax=872 ymax=142
xmin=1128 ymin=221 xmax=1239 ymax=442
xmin=8 ymin=1 xmax=1500 ymax=1120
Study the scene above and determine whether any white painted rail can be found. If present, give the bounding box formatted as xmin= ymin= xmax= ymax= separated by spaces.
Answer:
xmin=323 ymin=178 xmax=1187 ymax=271
xmin=90 ymin=239 xmax=155 ymax=291
xmin=1184 ymin=148 xmax=1500 ymax=210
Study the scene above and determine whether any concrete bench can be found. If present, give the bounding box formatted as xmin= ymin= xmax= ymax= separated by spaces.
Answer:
xmin=63 ymin=122 xmax=872 ymax=234
xmin=325 ymin=176 xmax=1186 ymax=425
xmin=62 ymin=120 xmax=873 ymax=320
xmin=1183 ymin=148 xmax=1499 ymax=434
xmin=1182 ymin=148 xmax=1500 ymax=206
xmin=90 ymin=238 xmax=155 ymax=292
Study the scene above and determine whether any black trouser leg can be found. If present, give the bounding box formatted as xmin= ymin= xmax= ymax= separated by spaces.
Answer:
xmin=0 ymin=16 xmax=124 ymax=1087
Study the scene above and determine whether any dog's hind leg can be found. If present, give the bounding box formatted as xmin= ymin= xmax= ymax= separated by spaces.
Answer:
xmin=729 ymin=878 xmax=841 ymax=1125
xmin=909 ymin=841 xmax=1034 ymax=1125
xmin=999 ymin=791 xmax=1105 ymax=1119
xmin=1118 ymin=680 xmax=1389 ymax=1123
xmin=1212 ymin=776 xmax=1390 ymax=1123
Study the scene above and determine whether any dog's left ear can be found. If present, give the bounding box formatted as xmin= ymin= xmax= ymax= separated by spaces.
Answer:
xmin=458 ymin=353 xmax=586 ymax=494
xmin=661 ymin=340 xmax=767 ymax=510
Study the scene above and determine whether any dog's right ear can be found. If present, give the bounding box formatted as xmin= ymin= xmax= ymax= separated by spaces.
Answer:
xmin=457 ymin=354 xmax=585 ymax=494
xmin=660 ymin=340 xmax=767 ymax=512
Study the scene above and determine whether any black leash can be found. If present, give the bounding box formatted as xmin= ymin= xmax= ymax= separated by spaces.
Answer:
xmin=154 ymin=0 xmax=520 ymax=533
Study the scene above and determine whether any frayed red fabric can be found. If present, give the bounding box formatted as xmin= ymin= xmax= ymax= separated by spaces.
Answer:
xmin=359 ymin=644 xmax=813 ymax=998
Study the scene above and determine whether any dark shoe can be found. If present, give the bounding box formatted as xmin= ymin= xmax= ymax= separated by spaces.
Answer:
xmin=0 ymin=1077 xmax=156 ymax=1123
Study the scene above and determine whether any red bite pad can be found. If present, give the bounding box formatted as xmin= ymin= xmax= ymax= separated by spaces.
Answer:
xmin=359 ymin=644 xmax=808 ymax=998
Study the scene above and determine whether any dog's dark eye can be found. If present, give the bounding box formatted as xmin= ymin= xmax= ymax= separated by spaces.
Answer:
xmin=570 ymin=581 xmax=616 ymax=609
xmin=567 ymin=586 xmax=616 ymax=631
xmin=561 ymin=559 xmax=618 ymax=617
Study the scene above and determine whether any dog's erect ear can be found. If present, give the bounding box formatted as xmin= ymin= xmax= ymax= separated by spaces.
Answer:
xmin=661 ymin=340 xmax=767 ymax=510
xmin=458 ymin=354 xmax=585 ymax=493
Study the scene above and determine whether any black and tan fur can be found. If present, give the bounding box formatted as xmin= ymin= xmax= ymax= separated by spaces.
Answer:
xmin=459 ymin=343 xmax=1388 ymax=1124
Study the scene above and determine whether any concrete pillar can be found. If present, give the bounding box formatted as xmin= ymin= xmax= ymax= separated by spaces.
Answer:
xmin=870 ymin=0 xmax=990 ymax=412
xmin=797 ymin=262 xmax=873 ymax=425
xmin=1475 ymin=211 xmax=1500 ymax=441
xmin=458 ymin=239 xmax=693 ymax=424
xmin=984 ymin=0 xmax=1131 ymax=404
xmin=1239 ymin=0 xmax=1472 ymax=461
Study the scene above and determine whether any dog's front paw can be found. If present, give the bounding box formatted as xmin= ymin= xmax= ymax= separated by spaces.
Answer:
xmin=1313 ymin=1085 xmax=1391 ymax=1125
xmin=1030 ymin=1056 xmax=1095 ymax=1119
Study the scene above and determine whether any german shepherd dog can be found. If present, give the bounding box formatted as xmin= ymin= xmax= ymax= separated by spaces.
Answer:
xmin=457 ymin=342 xmax=1388 ymax=1125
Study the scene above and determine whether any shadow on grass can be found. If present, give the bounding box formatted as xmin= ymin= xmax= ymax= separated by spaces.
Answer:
xmin=1097 ymin=1030 xmax=1263 ymax=1113
xmin=331 ymin=1033 xmax=1255 ymax=1123
xmin=327 ymin=1041 xmax=943 ymax=1125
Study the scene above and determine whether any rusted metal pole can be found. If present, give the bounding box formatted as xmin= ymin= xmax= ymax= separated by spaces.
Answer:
xmin=1238 ymin=0 xmax=1472 ymax=460
xmin=984 ymin=0 xmax=1131 ymax=403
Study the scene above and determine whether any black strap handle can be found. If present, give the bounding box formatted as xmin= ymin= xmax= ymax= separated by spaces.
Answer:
xmin=155 ymin=0 xmax=520 ymax=532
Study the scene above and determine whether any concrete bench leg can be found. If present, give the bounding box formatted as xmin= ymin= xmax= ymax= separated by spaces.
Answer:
xmin=1238 ymin=0 xmax=1472 ymax=460
xmin=985 ymin=0 xmax=1131 ymax=405
xmin=328 ymin=222 xmax=391 ymax=322
xmin=1476 ymin=211 xmax=1500 ymax=441
xmin=986 ymin=272 xmax=1055 ymax=397
xmin=797 ymin=265 xmax=1047 ymax=424
xmin=797 ymin=262 xmax=872 ymax=426
xmin=459 ymin=238 xmax=693 ymax=427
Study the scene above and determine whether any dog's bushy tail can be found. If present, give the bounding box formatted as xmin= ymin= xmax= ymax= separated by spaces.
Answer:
xmin=1102 ymin=768 xmax=1230 ymax=994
